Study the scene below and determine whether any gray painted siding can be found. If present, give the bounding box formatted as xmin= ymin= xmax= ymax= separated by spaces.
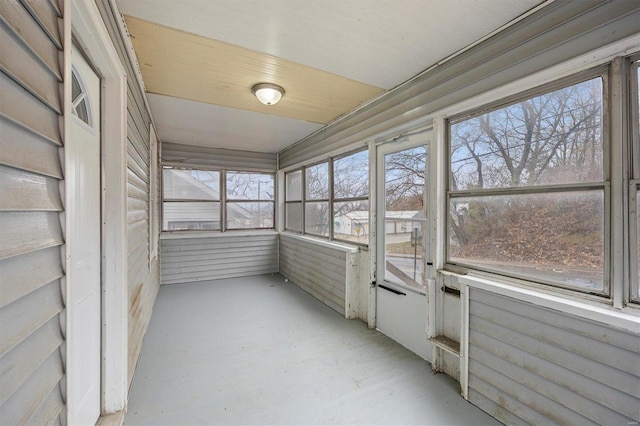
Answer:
xmin=279 ymin=0 xmax=640 ymax=168
xmin=162 ymin=142 xmax=277 ymax=171
xmin=279 ymin=234 xmax=348 ymax=315
xmin=160 ymin=233 xmax=279 ymax=284
xmin=468 ymin=289 xmax=640 ymax=425
xmin=95 ymin=0 xmax=160 ymax=387
xmin=0 ymin=1 xmax=65 ymax=424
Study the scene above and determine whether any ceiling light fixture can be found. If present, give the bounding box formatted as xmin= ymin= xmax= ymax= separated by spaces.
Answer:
xmin=252 ymin=83 xmax=285 ymax=106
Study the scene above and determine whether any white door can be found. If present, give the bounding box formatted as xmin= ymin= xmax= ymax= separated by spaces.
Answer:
xmin=375 ymin=129 xmax=432 ymax=360
xmin=68 ymin=46 xmax=101 ymax=425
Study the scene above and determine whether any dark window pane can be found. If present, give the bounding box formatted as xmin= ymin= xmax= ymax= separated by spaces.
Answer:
xmin=448 ymin=191 xmax=604 ymax=292
xmin=227 ymin=172 xmax=274 ymax=201
xmin=163 ymin=169 xmax=220 ymax=200
xmin=450 ymin=77 xmax=603 ymax=190
xmin=75 ymin=99 xmax=90 ymax=125
xmin=334 ymin=150 xmax=369 ymax=199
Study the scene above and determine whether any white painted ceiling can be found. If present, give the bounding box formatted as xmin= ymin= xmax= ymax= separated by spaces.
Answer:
xmin=116 ymin=0 xmax=543 ymax=154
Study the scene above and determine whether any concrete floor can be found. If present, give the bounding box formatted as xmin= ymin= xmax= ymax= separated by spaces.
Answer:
xmin=125 ymin=274 xmax=502 ymax=425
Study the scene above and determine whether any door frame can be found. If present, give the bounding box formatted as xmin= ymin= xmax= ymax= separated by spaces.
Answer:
xmin=66 ymin=0 xmax=128 ymax=415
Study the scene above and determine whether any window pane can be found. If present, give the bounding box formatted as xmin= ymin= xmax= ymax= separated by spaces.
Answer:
xmin=227 ymin=202 xmax=274 ymax=229
xmin=385 ymin=146 xmax=426 ymax=212
xmin=334 ymin=150 xmax=369 ymax=199
xmin=305 ymin=201 xmax=329 ymax=237
xmin=306 ymin=162 xmax=329 ymax=200
xmin=286 ymin=170 xmax=302 ymax=201
xmin=163 ymin=201 xmax=220 ymax=230
xmin=227 ymin=172 xmax=274 ymax=201
xmin=285 ymin=203 xmax=302 ymax=232
xmin=448 ymin=191 xmax=604 ymax=292
xmin=164 ymin=169 xmax=220 ymax=200
xmin=385 ymin=220 xmax=426 ymax=292
xmin=450 ymin=77 xmax=603 ymax=190
xmin=334 ymin=200 xmax=369 ymax=244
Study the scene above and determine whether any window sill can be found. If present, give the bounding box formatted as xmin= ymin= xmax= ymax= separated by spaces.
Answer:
xmin=457 ymin=273 xmax=640 ymax=334
xmin=160 ymin=229 xmax=278 ymax=240
xmin=279 ymin=232 xmax=360 ymax=253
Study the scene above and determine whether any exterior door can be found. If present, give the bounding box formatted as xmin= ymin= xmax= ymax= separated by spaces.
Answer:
xmin=68 ymin=46 xmax=101 ymax=425
xmin=375 ymin=129 xmax=432 ymax=360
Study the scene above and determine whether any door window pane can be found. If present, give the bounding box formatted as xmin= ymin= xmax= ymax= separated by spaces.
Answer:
xmin=384 ymin=145 xmax=427 ymax=290
xmin=385 ymin=220 xmax=426 ymax=291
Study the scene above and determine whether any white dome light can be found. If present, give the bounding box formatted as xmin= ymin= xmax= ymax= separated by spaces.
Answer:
xmin=252 ymin=83 xmax=285 ymax=106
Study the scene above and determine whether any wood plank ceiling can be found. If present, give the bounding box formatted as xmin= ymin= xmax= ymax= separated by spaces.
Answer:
xmin=117 ymin=0 xmax=544 ymax=153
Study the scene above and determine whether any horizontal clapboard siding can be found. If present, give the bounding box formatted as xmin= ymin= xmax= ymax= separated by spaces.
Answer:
xmin=161 ymin=233 xmax=279 ymax=284
xmin=278 ymin=0 xmax=640 ymax=168
xmin=162 ymin=142 xmax=277 ymax=171
xmin=468 ymin=289 xmax=640 ymax=425
xmin=95 ymin=0 xmax=160 ymax=387
xmin=279 ymin=234 xmax=348 ymax=315
xmin=0 ymin=0 xmax=65 ymax=423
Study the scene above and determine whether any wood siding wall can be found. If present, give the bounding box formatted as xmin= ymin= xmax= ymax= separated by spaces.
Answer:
xmin=160 ymin=233 xmax=279 ymax=285
xmin=278 ymin=0 xmax=640 ymax=168
xmin=94 ymin=0 xmax=160 ymax=387
xmin=162 ymin=142 xmax=277 ymax=171
xmin=0 ymin=0 xmax=66 ymax=423
xmin=279 ymin=234 xmax=350 ymax=315
xmin=468 ymin=289 xmax=640 ymax=425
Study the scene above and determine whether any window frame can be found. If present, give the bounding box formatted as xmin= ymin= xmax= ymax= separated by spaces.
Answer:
xmin=284 ymin=169 xmax=303 ymax=233
xmin=161 ymin=166 xmax=275 ymax=232
xmin=629 ymin=56 xmax=640 ymax=304
xmin=445 ymin=66 xmax=611 ymax=298
xmin=284 ymin=148 xmax=370 ymax=247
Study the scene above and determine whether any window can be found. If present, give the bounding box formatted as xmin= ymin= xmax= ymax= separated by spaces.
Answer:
xmin=447 ymin=73 xmax=607 ymax=294
xmin=284 ymin=149 xmax=369 ymax=245
xmin=226 ymin=172 xmax=274 ymax=229
xmin=162 ymin=168 xmax=274 ymax=231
